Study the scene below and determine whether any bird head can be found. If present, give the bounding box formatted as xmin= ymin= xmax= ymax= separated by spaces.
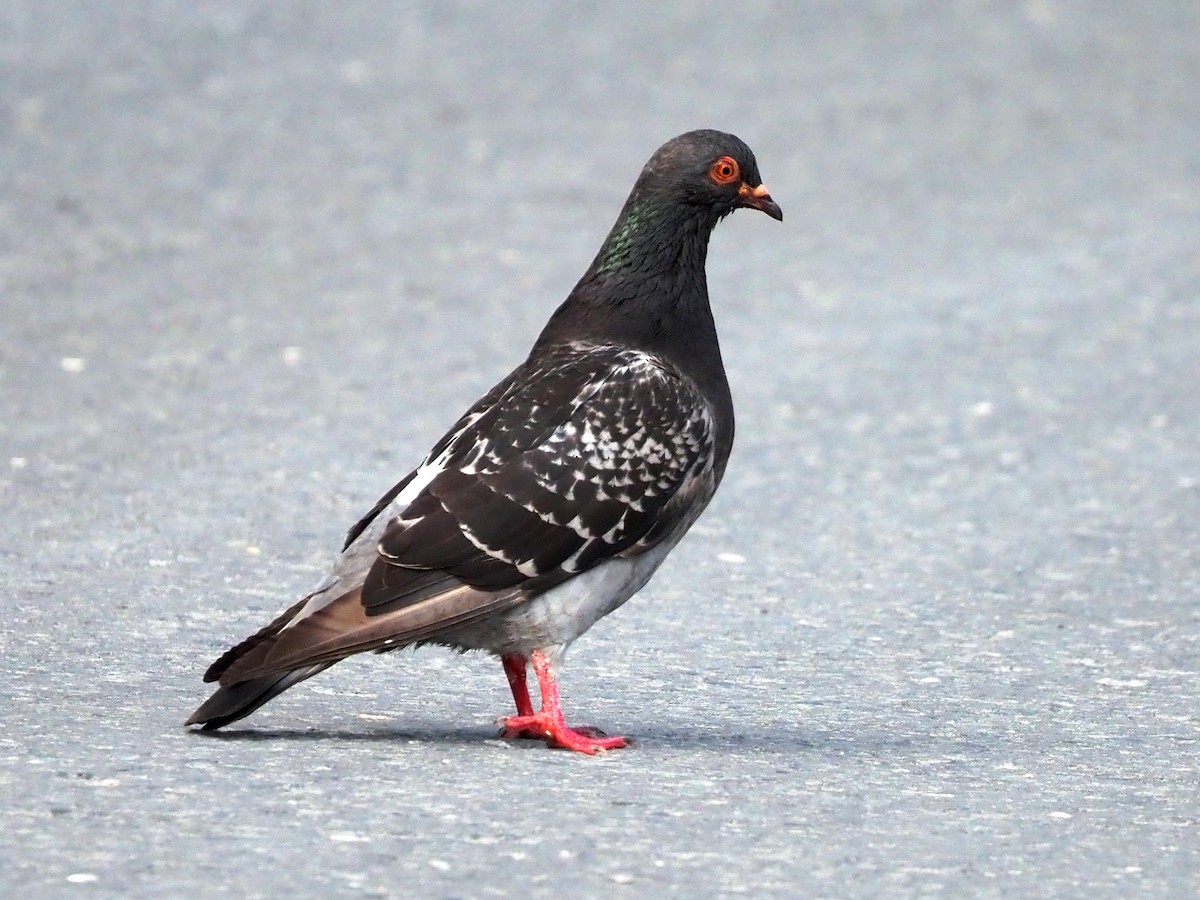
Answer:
xmin=640 ymin=129 xmax=783 ymax=223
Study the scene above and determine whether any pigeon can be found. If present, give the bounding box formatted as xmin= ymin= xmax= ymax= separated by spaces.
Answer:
xmin=187 ymin=129 xmax=781 ymax=753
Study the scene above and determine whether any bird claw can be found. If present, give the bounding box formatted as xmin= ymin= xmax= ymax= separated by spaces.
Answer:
xmin=497 ymin=714 xmax=629 ymax=754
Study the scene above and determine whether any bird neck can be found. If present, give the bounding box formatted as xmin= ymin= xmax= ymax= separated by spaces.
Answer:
xmin=587 ymin=193 xmax=714 ymax=283
xmin=535 ymin=193 xmax=725 ymax=369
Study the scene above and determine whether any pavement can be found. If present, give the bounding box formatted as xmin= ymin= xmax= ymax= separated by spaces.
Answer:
xmin=1 ymin=2 xmax=1197 ymax=897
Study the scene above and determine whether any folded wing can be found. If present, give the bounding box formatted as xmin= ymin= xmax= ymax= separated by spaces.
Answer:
xmin=216 ymin=343 xmax=716 ymax=685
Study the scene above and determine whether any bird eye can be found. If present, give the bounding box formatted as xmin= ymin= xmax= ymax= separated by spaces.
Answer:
xmin=709 ymin=156 xmax=740 ymax=185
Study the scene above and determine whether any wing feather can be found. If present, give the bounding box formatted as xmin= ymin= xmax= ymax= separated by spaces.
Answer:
xmin=363 ymin=344 xmax=716 ymax=609
xmin=218 ymin=343 xmax=718 ymax=683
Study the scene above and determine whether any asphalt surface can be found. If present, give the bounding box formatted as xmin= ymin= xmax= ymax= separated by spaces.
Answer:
xmin=2 ymin=2 xmax=1197 ymax=897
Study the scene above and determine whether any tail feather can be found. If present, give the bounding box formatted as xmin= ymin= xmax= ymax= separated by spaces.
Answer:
xmin=203 ymin=595 xmax=311 ymax=683
xmin=218 ymin=583 xmax=527 ymax=684
xmin=189 ymin=575 xmax=532 ymax=729
xmin=186 ymin=663 xmax=334 ymax=730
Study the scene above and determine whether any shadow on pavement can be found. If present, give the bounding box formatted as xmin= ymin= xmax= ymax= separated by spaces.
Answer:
xmin=187 ymin=721 xmax=936 ymax=755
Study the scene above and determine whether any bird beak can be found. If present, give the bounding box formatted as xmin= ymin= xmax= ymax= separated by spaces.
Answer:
xmin=738 ymin=182 xmax=783 ymax=221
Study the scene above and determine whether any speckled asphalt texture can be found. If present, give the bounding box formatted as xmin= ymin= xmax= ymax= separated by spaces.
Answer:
xmin=2 ymin=2 xmax=1197 ymax=897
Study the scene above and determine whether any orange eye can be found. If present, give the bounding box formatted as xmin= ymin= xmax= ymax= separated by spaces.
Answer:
xmin=709 ymin=156 xmax=740 ymax=185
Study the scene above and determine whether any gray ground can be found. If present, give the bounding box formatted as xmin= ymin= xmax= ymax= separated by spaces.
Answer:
xmin=2 ymin=2 xmax=1197 ymax=897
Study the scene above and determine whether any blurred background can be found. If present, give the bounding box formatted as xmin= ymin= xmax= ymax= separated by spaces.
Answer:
xmin=1 ymin=2 xmax=1197 ymax=896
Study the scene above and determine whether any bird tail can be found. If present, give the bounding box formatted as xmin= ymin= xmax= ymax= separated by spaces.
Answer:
xmin=186 ymin=592 xmax=332 ymax=730
xmin=187 ymin=579 xmax=526 ymax=729
xmin=185 ymin=663 xmax=334 ymax=730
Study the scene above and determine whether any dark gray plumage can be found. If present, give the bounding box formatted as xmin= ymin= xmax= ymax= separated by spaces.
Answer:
xmin=188 ymin=129 xmax=781 ymax=752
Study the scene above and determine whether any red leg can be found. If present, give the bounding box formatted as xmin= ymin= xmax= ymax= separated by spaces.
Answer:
xmin=497 ymin=650 xmax=629 ymax=754
xmin=502 ymin=654 xmax=534 ymax=717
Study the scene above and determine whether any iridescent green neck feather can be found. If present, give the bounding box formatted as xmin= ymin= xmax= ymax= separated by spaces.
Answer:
xmin=592 ymin=203 xmax=648 ymax=277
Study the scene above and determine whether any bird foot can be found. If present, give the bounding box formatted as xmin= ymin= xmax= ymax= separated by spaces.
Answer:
xmin=497 ymin=713 xmax=629 ymax=754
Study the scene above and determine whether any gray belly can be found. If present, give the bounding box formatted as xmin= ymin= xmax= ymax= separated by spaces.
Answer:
xmin=439 ymin=540 xmax=676 ymax=662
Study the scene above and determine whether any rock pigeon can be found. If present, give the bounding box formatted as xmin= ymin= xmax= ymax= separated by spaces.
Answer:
xmin=187 ymin=129 xmax=781 ymax=753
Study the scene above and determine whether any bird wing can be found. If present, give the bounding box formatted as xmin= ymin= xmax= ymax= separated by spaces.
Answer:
xmin=216 ymin=342 xmax=717 ymax=684
xmin=363 ymin=342 xmax=718 ymax=605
